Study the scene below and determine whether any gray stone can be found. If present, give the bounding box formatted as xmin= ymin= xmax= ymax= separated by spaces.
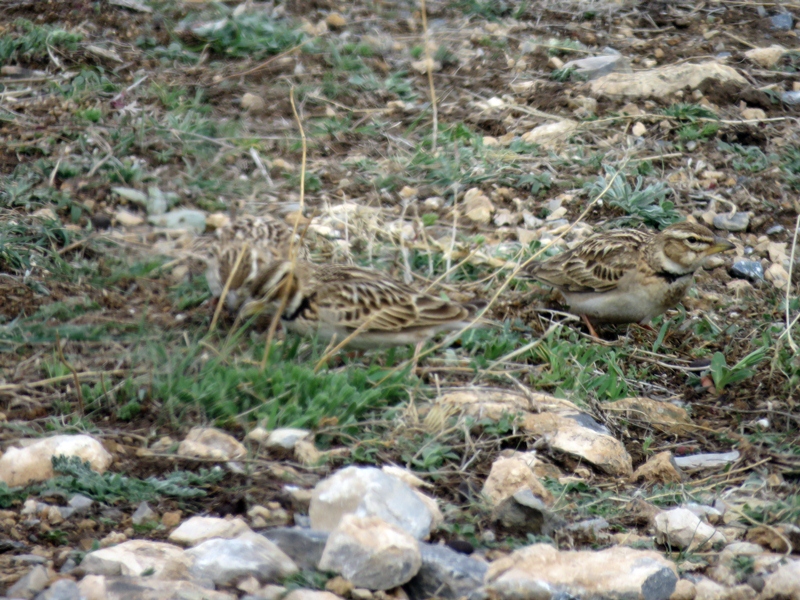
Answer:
xmin=186 ymin=531 xmax=298 ymax=586
xmin=673 ymin=451 xmax=739 ymax=469
xmin=782 ymin=91 xmax=800 ymax=105
xmin=131 ymin=501 xmax=157 ymax=526
xmin=12 ymin=555 xmax=48 ymax=565
xmin=33 ymin=579 xmax=81 ymax=600
xmin=7 ymin=566 xmax=49 ymax=599
xmin=99 ymin=576 xmax=236 ymax=600
xmin=562 ymin=54 xmax=629 ymax=80
xmin=262 ymin=527 xmax=329 ymax=571
xmin=310 ymin=466 xmax=433 ymax=539
xmin=770 ymin=12 xmax=794 ymax=30
xmin=147 ymin=209 xmax=206 ymax=232
xmin=493 ymin=488 xmax=565 ymax=536
xmin=405 ymin=543 xmax=487 ymax=600
xmin=730 ymin=260 xmax=764 ymax=282
xmin=713 ymin=212 xmax=749 ymax=232
xmin=766 ymin=224 xmax=785 ymax=235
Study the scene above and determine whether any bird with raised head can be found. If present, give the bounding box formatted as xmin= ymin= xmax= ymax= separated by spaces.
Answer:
xmin=525 ymin=221 xmax=736 ymax=336
xmin=239 ymin=260 xmax=485 ymax=350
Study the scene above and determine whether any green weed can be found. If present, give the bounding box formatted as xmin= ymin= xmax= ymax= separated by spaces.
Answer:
xmin=0 ymin=19 xmax=82 ymax=63
xmin=661 ymin=103 xmax=718 ymax=121
xmin=48 ymin=456 xmax=224 ymax=503
xmin=187 ymin=13 xmax=305 ymax=59
xmin=588 ymin=166 xmax=681 ymax=229
xmin=706 ymin=348 xmax=768 ymax=392
xmin=718 ymin=142 xmax=774 ymax=173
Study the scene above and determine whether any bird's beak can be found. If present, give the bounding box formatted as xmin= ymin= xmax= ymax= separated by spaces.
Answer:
xmin=708 ymin=236 xmax=736 ymax=254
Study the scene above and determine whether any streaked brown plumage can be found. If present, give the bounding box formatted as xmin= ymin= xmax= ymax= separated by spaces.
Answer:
xmin=239 ymin=260 xmax=485 ymax=349
xmin=201 ymin=215 xmax=307 ymax=311
xmin=527 ymin=221 xmax=735 ymax=327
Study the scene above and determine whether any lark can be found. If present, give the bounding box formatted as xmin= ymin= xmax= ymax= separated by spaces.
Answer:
xmin=526 ymin=221 xmax=735 ymax=336
xmin=202 ymin=215 xmax=307 ymax=312
xmin=239 ymin=260 xmax=485 ymax=350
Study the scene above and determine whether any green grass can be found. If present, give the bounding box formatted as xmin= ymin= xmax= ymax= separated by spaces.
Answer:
xmin=0 ymin=19 xmax=82 ymax=63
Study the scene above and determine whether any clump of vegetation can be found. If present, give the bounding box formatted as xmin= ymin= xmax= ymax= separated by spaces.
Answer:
xmin=587 ymin=166 xmax=681 ymax=228
xmin=184 ymin=12 xmax=305 ymax=59
xmin=0 ymin=19 xmax=82 ymax=63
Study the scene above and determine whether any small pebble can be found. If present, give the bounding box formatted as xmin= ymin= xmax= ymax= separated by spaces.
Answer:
xmin=766 ymin=224 xmax=785 ymax=236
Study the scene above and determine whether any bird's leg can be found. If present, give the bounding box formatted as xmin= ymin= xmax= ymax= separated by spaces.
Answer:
xmin=581 ymin=314 xmax=601 ymax=339
xmin=634 ymin=323 xmax=656 ymax=333
xmin=411 ymin=340 xmax=425 ymax=373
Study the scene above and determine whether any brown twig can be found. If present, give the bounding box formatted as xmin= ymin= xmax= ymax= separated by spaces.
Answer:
xmin=55 ymin=333 xmax=84 ymax=416
xmin=209 ymin=243 xmax=249 ymax=334
xmin=419 ymin=0 xmax=438 ymax=152
xmin=260 ymin=87 xmax=306 ymax=370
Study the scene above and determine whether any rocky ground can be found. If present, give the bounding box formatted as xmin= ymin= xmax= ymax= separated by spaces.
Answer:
xmin=1 ymin=0 xmax=800 ymax=598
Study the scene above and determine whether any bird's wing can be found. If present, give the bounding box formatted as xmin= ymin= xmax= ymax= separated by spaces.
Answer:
xmin=528 ymin=230 xmax=650 ymax=293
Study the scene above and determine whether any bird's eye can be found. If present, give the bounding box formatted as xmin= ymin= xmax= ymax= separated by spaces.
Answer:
xmin=686 ymin=236 xmax=699 ymax=244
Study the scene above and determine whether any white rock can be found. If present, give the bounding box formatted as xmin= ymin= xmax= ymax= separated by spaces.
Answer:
xmin=411 ymin=58 xmax=442 ymax=74
xmin=521 ymin=120 xmax=579 ymax=148
xmin=562 ymin=54 xmax=629 ymax=80
xmin=0 ymin=435 xmax=112 ymax=487
xmin=310 ymin=466 xmax=433 ymax=539
xmin=177 ymin=427 xmax=246 ymax=460
xmin=654 ymin=508 xmax=727 ymax=551
xmin=484 ymin=544 xmax=677 ymax=599
xmin=147 ymin=209 xmax=206 ymax=233
xmin=380 ymin=466 xmax=430 ymax=489
xmin=80 ymin=540 xmax=192 ymax=579
xmin=284 ymin=591 xmax=341 ymax=600
xmin=591 ymin=62 xmax=746 ymax=99
xmin=744 ymin=45 xmax=786 ymax=68
xmin=241 ymin=92 xmax=266 ymax=113
xmin=760 ymin=559 xmax=800 ymax=599
xmin=482 ymin=453 xmax=552 ymax=507
xmin=169 ymin=516 xmax=252 ymax=547
xmin=114 ymin=210 xmax=144 ymax=227
xmin=463 ymin=188 xmax=494 ymax=224
xmin=631 ymin=122 xmax=647 ymax=137
xmin=741 ymin=108 xmax=767 ymax=120
xmin=245 ymin=427 xmax=270 ymax=444
xmin=440 ymin=389 xmax=632 ymax=476
xmin=318 ymin=515 xmax=421 ymax=590
xmin=765 ymin=262 xmax=790 ymax=289
xmin=186 ymin=531 xmax=298 ymax=586
xmin=265 ymin=428 xmax=312 ymax=450
xmin=77 ymin=575 xmax=107 ymax=600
